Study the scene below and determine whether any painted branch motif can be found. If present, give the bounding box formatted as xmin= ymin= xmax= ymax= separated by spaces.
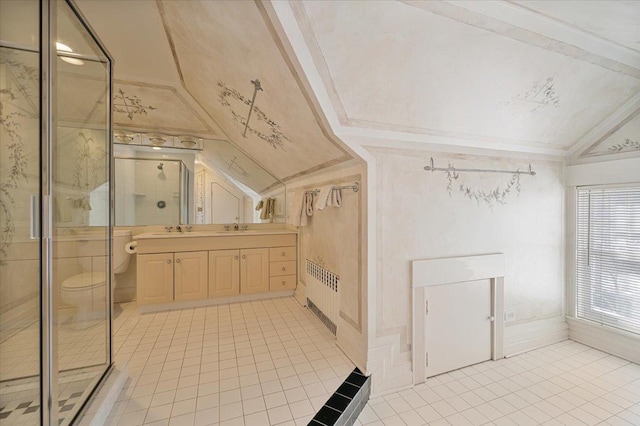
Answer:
xmin=425 ymin=158 xmax=532 ymax=209
xmin=607 ymin=138 xmax=640 ymax=153
xmin=502 ymin=77 xmax=560 ymax=113
xmin=0 ymin=52 xmax=34 ymax=258
xmin=113 ymin=89 xmax=157 ymax=120
xmin=217 ymin=81 xmax=291 ymax=150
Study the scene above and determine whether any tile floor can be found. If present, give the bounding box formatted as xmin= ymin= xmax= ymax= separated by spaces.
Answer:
xmin=354 ymin=340 xmax=640 ymax=426
xmin=1 ymin=306 xmax=108 ymax=382
xmin=105 ymin=296 xmax=355 ymax=426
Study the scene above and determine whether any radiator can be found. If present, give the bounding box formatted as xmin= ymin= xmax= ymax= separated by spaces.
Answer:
xmin=306 ymin=259 xmax=339 ymax=335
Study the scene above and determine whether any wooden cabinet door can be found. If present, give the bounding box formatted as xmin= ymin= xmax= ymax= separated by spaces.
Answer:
xmin=209 ymin=250 xmax=240 ymax=298
xmin=137 ymin=253 xmax=174 ymax=305
xmin=174 ymin=251 xmax=209 ymax=301
xmin=240 ymin=248 xmax=269 ymax=294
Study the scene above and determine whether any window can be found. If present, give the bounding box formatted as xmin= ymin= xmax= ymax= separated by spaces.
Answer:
xmin=576 ymin=186 xmax=640 ymax=335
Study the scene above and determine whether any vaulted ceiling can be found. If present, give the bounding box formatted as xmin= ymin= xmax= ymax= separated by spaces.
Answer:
xmin=282 ymin=0 xmax=640 ymax=163
xmin=75 ymin=0 xmax=640 ymax=168
xmin=75 ymin=0 xmax=354 ymax=184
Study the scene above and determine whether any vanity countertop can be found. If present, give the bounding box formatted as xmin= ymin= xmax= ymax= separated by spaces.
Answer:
xmin=133 ymin=229 xmax=297 ymax=240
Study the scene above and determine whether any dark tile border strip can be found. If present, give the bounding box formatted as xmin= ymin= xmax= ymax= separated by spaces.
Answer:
xmin=309 ymin=368 xmax=371 ymax=426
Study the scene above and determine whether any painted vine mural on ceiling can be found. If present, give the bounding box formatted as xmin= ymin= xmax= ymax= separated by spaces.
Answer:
xmin=0 ymin=50 xmax=36 ymax=258
xmin=113 ymin=88 xmax=157 ymax=120
xmin=502 ymin=77 xmax=560 ymax=114
xmin=217 ymin=81 xmax=291 ymax=150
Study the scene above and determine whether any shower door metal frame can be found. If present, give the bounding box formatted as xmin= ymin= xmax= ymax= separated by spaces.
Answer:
xmin=39 ymin=0 xmax=114 ymax=424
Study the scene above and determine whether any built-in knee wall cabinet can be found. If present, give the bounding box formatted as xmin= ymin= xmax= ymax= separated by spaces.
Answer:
xmin=134 ymin=232 xmax=297 ymax=308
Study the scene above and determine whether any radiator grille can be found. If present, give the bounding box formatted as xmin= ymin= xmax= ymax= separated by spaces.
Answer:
xmin=306 ymin=259 xmax=339 ymax=335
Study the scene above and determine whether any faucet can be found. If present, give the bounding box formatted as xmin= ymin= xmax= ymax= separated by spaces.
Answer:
xmin=185 ymin=226 xmax=192 ymax=232
xmin=241 ymin=224 xmax=248 ymax=231
xmin=176 ymin=225 xmax=183 ymax=233
xmin=233 ymin=222 xmax=239 ymax=231
xmin=164 ymin=226 xmax=173 ymax=233
xmin=224 ymin=225 xmax=231 ymax=231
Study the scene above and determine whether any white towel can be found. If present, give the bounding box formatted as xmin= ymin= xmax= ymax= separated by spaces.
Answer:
xmin=315 ymin=185 xmax=334 ymax=211
xmin=327 ymin=188 xmax=342 ymax=207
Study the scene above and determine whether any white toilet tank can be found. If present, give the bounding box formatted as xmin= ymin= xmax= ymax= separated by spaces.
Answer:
xmin=113 ymin=229 xmax=132 ymax=274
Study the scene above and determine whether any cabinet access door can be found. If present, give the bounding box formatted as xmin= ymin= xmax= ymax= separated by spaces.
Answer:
xmin=138 ymin=253 xmax=174 ymax=304
xmin=240 ymin=248 xmax=269 ymax=294
xmin=174 ymin=251 xmax=208 ymax=301
xmin=209 ymin=249 xmax=240 ymax=297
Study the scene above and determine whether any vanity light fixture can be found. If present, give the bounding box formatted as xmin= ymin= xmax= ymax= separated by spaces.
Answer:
xmin=149 ymin=136 xmax=166 ymax=146
xmin=152 ymin=147 xmax=162 ymax=150
xmin=56 ymin=41 xmax=85 ymax=66
xmin=115 ymin=134 xmax=135 ymax=143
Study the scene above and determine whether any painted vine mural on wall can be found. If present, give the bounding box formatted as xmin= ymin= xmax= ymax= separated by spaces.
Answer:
xmin=70 ymin=131 xmax=106 ymax=211
xmin=113 ymin=88 xmax=157 ymax=120
xmin=0 ymin=51 xmax=36 ymax=258
xmin=217 ymin=81 xmax=291 ymax=150
xmin=425 ymin=157 xmax=535 ymax=210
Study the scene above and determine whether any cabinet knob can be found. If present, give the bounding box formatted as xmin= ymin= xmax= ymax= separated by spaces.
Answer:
xmin=281 ymin=252 xmax=286 ymax=257
xmin=166 ymin=259 xmax=171 ymax=264
xmin=176 ymin=259 xmax=181 ymax=264
xmin=281 ymin=281 xmax=286 ymax=286
xmin=234 ymin=256 xmax=239 ymax=260
xmin=281 ymin=267 xmax=286 ymax=272
xmin=242 ymin=255 xmax=246 ymax=259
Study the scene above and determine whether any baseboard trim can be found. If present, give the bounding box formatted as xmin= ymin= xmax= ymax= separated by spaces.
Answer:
xmin=567 ymin=317 xmax=640 ymax=364
xmin=139 ymin=291 xmax=295 ymax=314
xmin=504 ymin=316 xmax=569 ymax=357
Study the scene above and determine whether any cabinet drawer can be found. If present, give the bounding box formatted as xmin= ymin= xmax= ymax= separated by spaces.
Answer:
xmin=270 ymin=260 xmax=296 ymax=277
xmin=270 ymin=275 xmax=296 ymax=291
xmin=269 ymin=246 xmax=296 ymax=262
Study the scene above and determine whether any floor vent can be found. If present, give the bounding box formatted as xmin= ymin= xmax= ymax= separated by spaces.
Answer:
xmin=307 ymin=298 xmax=337 ymax=336
xmin=309 ymin=368 xmax=371 ymax=426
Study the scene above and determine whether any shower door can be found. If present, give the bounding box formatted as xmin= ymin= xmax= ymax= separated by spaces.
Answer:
xmin=0 ymin=1 xmax=113 ymax=425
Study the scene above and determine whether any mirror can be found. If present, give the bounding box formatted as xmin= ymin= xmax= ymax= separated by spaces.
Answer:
xmin=113 ymin=134 xmax=285 ymax=226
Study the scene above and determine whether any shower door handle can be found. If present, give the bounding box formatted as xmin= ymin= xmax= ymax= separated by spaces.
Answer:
xmin=30 ymin=195 xmax=40 ymax=239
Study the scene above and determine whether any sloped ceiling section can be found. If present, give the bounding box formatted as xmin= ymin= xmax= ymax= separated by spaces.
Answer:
xmin=288 ymin=0 xmax=640 ymax=159
xmin=157 ymin=0 xmax=351 ymax=180
xmin=75 ymin=0 xmax=354 ymax=183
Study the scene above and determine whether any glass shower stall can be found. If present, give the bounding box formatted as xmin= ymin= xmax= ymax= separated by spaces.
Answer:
xmin=0 ymin=0 xmax=113 ymax=424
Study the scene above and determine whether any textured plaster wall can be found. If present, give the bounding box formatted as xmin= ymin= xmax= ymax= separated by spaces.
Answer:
xmin=285 ymin=163 xmax=368 ymax=370
xmin=369 ymin=146 xmax=565 ymax=381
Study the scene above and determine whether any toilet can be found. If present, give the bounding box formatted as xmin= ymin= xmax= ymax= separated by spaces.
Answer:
xmin=60 ymin=229 xmax=132 ymax=327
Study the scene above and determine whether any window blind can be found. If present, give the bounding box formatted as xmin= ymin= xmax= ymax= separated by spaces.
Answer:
xmin=576 ymin=186 xmax=640 ymax=335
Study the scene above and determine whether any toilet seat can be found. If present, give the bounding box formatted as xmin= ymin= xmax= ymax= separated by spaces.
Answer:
xmin=62 ymin=272 xmax=106 ymax=291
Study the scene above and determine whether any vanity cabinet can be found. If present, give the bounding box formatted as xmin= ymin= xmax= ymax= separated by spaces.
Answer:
xmin=240 ymin=248 xmax=270 ymax=294
xmin=209 ymin=249 xmax=240 ymax=297
xmin=135 ymin=232 xmax=297 ymax=308
xmin=137 ymin=253 xmax=174 ymax=305
xmin=138 ymin=251 xmax=208 ymax=304
xmin=174 ymin=251 xmax=208 ymax=301
xmin=269 ymin=247 xmax=297 ymax=291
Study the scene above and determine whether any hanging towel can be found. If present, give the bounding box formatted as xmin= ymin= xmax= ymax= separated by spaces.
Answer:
xmin=260 ymin=199 xmax=269 ymax=220
xmin=305 ymin=192 xmax=314 ymax=216
xmin=327 ymin=188 xmax=342 ymax=208
xmin=267 ymin=198 xmax=276 ymax=219
xmin=315 ymin=185 xmax=334 ymax=211
xmin=255 ymin=200 xmax=264 ymax=211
